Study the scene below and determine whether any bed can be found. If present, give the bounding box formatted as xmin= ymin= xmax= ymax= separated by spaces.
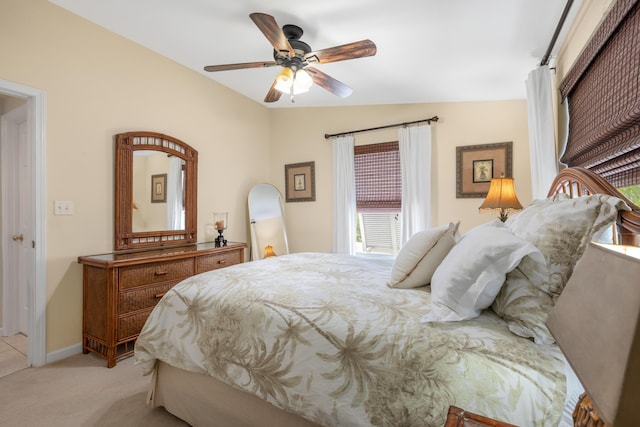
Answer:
xmin=134 ymin=167 xmax=640 ymax=427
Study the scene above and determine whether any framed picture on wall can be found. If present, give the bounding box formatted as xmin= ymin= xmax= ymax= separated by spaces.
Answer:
xmin=285 ymin=161 xmax=316 ymax=202
xmin=151 ymin=173 xmax=167 ymax=203
xmin=456 ymin=142 xmax=513 ymax=198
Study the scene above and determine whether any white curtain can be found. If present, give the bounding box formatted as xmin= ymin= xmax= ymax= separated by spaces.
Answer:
xmin=332 ymin=135 xmax=356 ymax=255
xmin=167 ymin=157 xmax=184 ymax=229
xmin=399 ymin=124 xmax=432 ymax=245
xmin=526 ymin=65 xmax=558 ymax=200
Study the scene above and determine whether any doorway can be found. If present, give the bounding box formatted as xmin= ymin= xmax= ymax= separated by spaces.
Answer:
xmin=1 ymin=102 xmax=29 ymax=337
xmin=0 ymin=80 xmax=46 ymax=367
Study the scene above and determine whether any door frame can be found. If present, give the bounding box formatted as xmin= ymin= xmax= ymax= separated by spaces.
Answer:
xmin=0 ymin=79 xmax=46 ymax=367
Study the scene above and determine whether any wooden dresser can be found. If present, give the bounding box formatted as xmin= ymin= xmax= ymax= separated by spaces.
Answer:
xmin=78 ymin=241 xmax=247 ymax=367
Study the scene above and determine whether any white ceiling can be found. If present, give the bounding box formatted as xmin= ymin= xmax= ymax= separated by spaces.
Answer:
xmin=49 ymin=0 xmax=581 ymax=109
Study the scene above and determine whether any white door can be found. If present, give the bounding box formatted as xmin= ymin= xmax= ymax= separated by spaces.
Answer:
xmin=1 ymin=103 xmax=30 ymax=336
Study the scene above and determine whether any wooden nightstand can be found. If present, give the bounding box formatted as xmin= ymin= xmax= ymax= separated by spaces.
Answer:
xmin=445 ymin=406 xmax=518 ymax=427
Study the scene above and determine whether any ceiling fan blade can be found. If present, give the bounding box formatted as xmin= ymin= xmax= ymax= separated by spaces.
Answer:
xmin=306 ymin=67 xmax=352 ymax=98
xmin=250 ymin=13 xmax=294 ymax=58
xmin=204 ymin=61 xmax=277 ymax=72
xmin=305 ymin=40 xmax=377 ymax=65
xmin=264 ymin=79 xmax=282 ymax=103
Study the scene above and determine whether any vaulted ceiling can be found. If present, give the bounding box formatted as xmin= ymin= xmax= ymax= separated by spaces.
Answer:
xmin=49 ymin=0 xmax=582 ymax=108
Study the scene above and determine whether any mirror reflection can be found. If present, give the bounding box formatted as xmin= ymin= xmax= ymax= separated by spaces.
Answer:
xmin=248 ymin=184 xmax=289 ymax=260
xmin=132 ymin=151 xmax=186 ymax=232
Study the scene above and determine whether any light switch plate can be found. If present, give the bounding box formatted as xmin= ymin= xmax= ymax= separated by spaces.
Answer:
xmin=54 ymin=200 xmax=73 ymax=215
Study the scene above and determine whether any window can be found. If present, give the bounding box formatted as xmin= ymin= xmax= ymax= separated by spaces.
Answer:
xmin=353 ymin=142 xmax=402 ymax=254
xmin=619 ymin=184 xmax=640 ymax=205
xmin=357 ymin=212 xmax=401 ymax=254
xmin=559 ymin=0 xmax=640 ymax=188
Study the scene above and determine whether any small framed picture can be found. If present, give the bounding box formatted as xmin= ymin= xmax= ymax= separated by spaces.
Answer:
xmin=285 ymin=161 xmax=315 ymax=202
xmin=294 ymin=173 xmax=306 ymax=191
xmin=151 ymin=173 xmax=167 ymax=203
xmin=472 ymin=159 xmax=494 ymax=183
xmin=456 ymin=142 xmax=513 ymax=198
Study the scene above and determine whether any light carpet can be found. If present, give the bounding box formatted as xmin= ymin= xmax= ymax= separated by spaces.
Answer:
xmin=0 ymin=352 xmax=188 ymax=427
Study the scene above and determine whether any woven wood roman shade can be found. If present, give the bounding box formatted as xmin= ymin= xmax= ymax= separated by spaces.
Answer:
xmin=559 ymin=0 xmax=640 ymax=187
xmin=354 ymin=142 xmax=401 ymax=212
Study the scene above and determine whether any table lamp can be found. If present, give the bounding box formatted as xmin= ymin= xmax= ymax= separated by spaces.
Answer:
xmin=478 ymin=174 xmax=522 ymax=222
xmin=546 ymin=242 xmax=640 ymax=427
xmin=263 ymin=245 xmax=277 ymax=258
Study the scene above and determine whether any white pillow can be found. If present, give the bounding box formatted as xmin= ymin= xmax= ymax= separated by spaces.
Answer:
xmin=388 ymin=222 xmax=460 ymax=289
xmin=422 ymin=221 xmax=545 ymax=322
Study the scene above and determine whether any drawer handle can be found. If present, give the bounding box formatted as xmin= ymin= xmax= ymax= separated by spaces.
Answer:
xmin=154 ymin=271 xmax=168 ymax=276
xmin=154 ymin=292 xmax=166 ymax=299
xmin=217 ymin=259 xmax=227 ymax=265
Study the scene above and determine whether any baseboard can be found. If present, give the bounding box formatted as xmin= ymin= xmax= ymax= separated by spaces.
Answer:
xmin=45 ymin=342 xmax=82 ymax=365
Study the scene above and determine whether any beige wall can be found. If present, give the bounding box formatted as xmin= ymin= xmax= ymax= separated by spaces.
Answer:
xmin=270 ymin=100 xmax=532 ymax=253
xmin=1 ymin=0 xmax=271 ymax=352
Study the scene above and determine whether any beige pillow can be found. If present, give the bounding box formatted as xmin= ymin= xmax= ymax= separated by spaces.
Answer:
xmin=492 ymin=193 xmax=630 ymax=344
xmin=505 ymin=193 xmax=630 ymax=300
xmin=388 ymin=222 xmax=459 ymax=289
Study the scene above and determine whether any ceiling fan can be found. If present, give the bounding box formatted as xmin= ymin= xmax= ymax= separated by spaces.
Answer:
xmin=204 ymin=13 xmax=377 ymax=103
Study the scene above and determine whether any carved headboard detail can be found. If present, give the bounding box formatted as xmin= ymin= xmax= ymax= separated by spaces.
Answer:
xmin=548 ymin=167 xmax=640 ymax=246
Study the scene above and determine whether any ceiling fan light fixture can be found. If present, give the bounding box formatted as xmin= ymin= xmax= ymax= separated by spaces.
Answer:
xmin=274 ymin=67 xmax=294 ymax=93
xmin=293 ymin=69 xmax=313 ymax=93
xmin=275 ymin=67 xmax=313 ymax=95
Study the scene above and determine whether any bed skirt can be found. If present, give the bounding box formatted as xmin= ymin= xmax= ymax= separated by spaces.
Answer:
xmin=148 ymin=361 xmax=320 ymax=427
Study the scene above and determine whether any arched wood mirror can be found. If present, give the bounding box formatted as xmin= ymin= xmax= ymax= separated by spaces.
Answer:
xmin=248 ymin=183 xmax=289 ymax=260
xmin=115 ymin=131 xmax=198 ymax=250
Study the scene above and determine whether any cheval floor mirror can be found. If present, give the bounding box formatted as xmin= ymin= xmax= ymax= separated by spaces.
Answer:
xmin=248 ymin=183 xmax=289 ymax=260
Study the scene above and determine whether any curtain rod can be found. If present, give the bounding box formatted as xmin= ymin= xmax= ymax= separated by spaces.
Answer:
xmin=540 ymin=0 xmax=574 ymax=66
xmin=324 ymin=116 xmax=439 ymax=139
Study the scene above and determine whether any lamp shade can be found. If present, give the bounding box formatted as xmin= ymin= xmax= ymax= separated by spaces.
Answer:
xmin=478 ymin=176 xmax=522 ymax=221
xmin=546 ymin=242 xmax=640 ymax=427
xmin=263 ymin=245 xmax=277 ymax=258
xmin=478 ymin=176 xmax=522 ymax=211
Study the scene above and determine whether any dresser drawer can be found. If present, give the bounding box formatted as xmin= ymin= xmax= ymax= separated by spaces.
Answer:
xmin=118 ymin=309 xmax=153 ymax=341
xmin=197 ymin=250 xmax=241 ymax=272
xmin=119 ymin=259 xmax=194 ymax=290
xmin=119 ymin=282 xmax=175 ymax=314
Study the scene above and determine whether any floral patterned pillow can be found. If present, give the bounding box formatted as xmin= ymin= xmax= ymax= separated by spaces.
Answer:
xmin=492 ymin=194 xmax=630 ymax=343
xmin=491 ymin=255 xmax=555 ymax=344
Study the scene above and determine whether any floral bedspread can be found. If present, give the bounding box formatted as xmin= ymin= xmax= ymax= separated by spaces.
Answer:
xmin=134 ymin=253 xmax=565 ymax=427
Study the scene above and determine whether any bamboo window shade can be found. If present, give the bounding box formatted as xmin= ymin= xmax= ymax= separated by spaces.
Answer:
xmin=354 ymin=142 xmax=401 ymax=213
xmin=559 ymin=0 xmax=640 ymax=188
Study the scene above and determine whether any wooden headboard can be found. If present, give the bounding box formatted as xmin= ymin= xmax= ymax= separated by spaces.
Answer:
xmin=547 ymin=167 xmax=640 ymax=246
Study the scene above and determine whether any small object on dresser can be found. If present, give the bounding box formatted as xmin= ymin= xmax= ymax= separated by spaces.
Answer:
xmin=213 ymin=212 xmax=228 ymax=247
xmin=444 ymin=406 xmax=518 ymax=427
